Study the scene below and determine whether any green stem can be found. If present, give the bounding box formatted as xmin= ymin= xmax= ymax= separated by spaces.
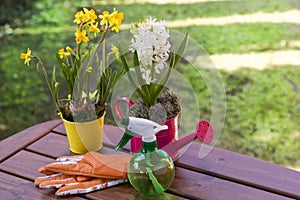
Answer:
xmin=35 ymin=56 xmax=60 ymax=112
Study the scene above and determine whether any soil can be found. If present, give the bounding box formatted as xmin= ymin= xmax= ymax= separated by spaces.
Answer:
xmin=128 ymin=88 xmax=181 ymax=123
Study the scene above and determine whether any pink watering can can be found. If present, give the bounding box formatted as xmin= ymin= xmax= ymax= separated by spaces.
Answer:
xmin=162 ymin=119 xmax=214 ymax=160
xmin=114 ymin=97 xmax=214 ymax=157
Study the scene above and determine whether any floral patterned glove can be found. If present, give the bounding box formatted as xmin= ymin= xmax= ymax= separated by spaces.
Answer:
xmin=36 ymin=152 xmax=130 ymax=196
xmin=35 ymin=173 xmax=127 ymax=196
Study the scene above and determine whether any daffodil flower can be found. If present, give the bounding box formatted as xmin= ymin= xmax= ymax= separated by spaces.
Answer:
xmin=88 ymin=22 xmax=100 ymax=37
xmin=111 ymin=44 xmax=119 ymax=58
xmin=58 ymin=48 xmax=71 ymax=59
xmin=84 ymin=8 xmax=97 ymax=23
xmin=109 ymin=9 xmax=124 ymax=33
xmin=75 ymin=28 xmax=89 ymax=44
xmin=20 ymin=48 xmax=32 ymax=66
xmin=110 ymin=21 xmax=121 ymax=33
xmin=99 ymin=8 xmax=123 ymax=31
xmin=73 ymin=8 xmax=97 ymax=25
xmin=73 ymin=10 xmax=85 ymax=24
xmin=111 ymin=8 xmax=124 ymax=25
xmin=99 ymin=11 xmax=111 ymax=26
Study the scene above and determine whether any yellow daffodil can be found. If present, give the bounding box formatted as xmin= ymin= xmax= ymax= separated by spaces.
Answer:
xmin=88 ymin=22 xmax=100 ymax=37
xmin=109 ymin=9 xmax=124 ymax=33
xmin=73 ymin=10 xmax=85 ymax=24
xmin=99 ymin=10 xmax=111 ymax=26
xmin=20 ymin=48 xmax=32 ymax=66
xmin=75 ymin=28 xmax=89 ymax=44
xmin=58 ymin=48 xmax=71 ymax=59
xmin=73 ymin=8 xmax=97 ymax=25
xmin=111 ymin=21 xmax=121 ymax=33
xmin=111 ymin=8 xmax=124 ymax=25
xmin=84 ymin=8 xmax=97 ymax=23
xmin=99 ymin=8 xmax=123 ymax=32
xmin=111 ymin=44 xmax=119 ymax=58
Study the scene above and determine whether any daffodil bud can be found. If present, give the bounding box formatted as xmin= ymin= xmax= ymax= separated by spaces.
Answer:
xmin=83 ymin=51 xmax=89 ymax=58
xmin=66 ymin=46 xmax=75 ymax=55
xmin=86 ymin=66 xmax=93 ymax=73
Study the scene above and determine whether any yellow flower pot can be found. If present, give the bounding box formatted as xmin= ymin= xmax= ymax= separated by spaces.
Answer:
xmin=61 ymin=113 xmax=105 ymax=154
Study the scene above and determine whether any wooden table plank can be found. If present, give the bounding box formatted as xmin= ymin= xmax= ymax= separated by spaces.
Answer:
xmin=86 ymin=183 xmax=188 ymax=200
xmin=175 ymin=143 xmax=300 ymax=199
xmin=26 ymin=132 xmax=71 ymax=158
xmin=170 ymin=167 xmax=292 ymax=200
xmin=0 ymin=120 xmax=62 ymax=162
xmin=26 ymin=132 xmax=127 ymax=158
xmin=51 ymin=123 xmax=66 ymax=135
xmin=0 ymin=172 xmax=87 ymax=200
xmin=0 ymin=150 xmax=54 ymax=181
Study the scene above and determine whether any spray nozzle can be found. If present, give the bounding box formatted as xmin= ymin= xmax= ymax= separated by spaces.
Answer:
xmin=115 ymin=117 xmax=168 ymax=151
xmin=115 ymin=128 xmax=136 ymax=151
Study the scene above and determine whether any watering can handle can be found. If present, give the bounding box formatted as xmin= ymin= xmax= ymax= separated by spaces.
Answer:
xmin=114 ymin=97 xmax=135 ymax=119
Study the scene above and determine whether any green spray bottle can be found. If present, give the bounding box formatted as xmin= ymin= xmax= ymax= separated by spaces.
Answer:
xmin=116 ymin=116 xmax=175 ymax=196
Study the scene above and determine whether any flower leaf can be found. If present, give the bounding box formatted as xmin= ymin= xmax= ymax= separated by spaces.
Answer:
xmin=173 ymin=32 xmax=189 ymax=68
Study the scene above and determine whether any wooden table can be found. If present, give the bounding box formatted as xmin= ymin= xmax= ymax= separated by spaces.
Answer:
xmin=0 ymin=120 xmax=299 ymax=200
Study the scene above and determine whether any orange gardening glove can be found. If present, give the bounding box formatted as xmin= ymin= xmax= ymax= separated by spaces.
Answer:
xmin=38 ymin=152 xmax=131 ymax=179
xmin=35 ymin=152 xmax=131 ymax=196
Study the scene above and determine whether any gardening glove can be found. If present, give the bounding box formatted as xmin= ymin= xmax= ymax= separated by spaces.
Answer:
xmin=38 ymin=151 xmax=131 ymax=179
xmin=35 ymin=173 xmax=127 ymax=196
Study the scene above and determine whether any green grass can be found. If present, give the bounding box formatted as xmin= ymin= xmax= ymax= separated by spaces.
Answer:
xmin=174 ymin=23 xmax=300 ymax=54
xmin=220 ymin=66 xmax=300 ymax=167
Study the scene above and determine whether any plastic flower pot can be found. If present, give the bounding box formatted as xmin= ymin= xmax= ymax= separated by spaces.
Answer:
xmin=60 ymin=113 xmax=105 ymax=154
xmin=114 ymin=97 xmax=179 ymax=154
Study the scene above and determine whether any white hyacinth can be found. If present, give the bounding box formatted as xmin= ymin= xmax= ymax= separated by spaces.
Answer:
xmin=129 ymin=17 xmax=171 ymax=84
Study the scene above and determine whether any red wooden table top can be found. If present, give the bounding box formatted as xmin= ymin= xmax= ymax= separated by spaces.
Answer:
xmin=0 ymin=120 xmax=299 ymax=200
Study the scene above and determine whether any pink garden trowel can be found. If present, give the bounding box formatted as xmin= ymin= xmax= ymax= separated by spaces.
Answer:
xmin=161 ymin=120 xmax=214 ymax=160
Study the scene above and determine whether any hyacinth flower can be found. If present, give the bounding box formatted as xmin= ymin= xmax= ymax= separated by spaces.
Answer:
xmin=120 ymin=17 xmax=188 ymax=107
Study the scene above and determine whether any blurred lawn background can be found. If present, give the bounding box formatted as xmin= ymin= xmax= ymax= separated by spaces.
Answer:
xmin=0 ymin=0 xmax=299 ymax=170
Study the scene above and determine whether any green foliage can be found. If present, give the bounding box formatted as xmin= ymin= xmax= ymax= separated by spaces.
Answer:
xmin=0 ymin=0 xmax=33 ymax=26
